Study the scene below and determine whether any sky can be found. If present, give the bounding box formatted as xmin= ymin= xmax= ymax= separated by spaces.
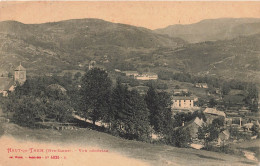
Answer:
xmin=0 ymin=1 xmax=259 ymax=29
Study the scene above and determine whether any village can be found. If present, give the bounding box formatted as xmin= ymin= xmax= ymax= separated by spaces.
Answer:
xmin=0 ymin=62 xmax=259 ymax=156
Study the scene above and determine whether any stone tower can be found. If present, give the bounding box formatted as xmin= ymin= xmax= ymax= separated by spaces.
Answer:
xmin=14 ymin=63 xmax=26 ymax=85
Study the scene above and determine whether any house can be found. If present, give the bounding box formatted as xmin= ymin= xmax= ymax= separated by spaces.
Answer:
xmin=218 ymin=130 xmax=230 ymax=146
xmin=195 ymin=83 xmax=208 ymax=89
xmin=0 ymin=63 xmax=26 ymax=97
xmin=203 ymin=108 xmax=226 ymax=124
xmin=122 ymin=71 xmax=139 ymax=78
xmin=135 ymin=72 xmax=158 ymax=80
xmin=173 ymin=89 xmax=188 ymax=95
xmin=0 ymin=78 xmax=15 ymax=97
xmin=171 ymin=96 xmax=194 ymax=109
xmin=182 ymin=117 xmax=205 ymax=138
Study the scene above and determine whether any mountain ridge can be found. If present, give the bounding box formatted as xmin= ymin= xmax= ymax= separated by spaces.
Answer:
xmin=0 ymin=18 xmax=259 ymax=85
xmin=155 ymin=18 xmax=260 ymax=43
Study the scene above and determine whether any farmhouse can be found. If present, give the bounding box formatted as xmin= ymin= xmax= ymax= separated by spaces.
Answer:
xmin=182 ymin=117 xmax=205 ymax=138
xmin=0 ymin=63 xmax=26 ymax=97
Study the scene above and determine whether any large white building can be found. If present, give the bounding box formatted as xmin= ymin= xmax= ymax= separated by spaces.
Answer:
xmin=171 ymin=96 xmax=195 ymax=109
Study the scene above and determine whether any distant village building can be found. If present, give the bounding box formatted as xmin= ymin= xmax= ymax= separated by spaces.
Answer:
xmin=173 ymin=89 xmax=188 ymax=95
xmin=122 ymin=71 xmax=139 ymax=78
xmin=195 ymin=83 xmax=208 ymax=89
xmin=171 ymin=96 xmax=195 ymax=109
xmin=0 ymin=63 xmax=26 ymax=97
xmin=122 ymin=71 xmax=158 ymax=80
xmin=203 ymin=108 xmax=226 ymax=124
xmin=114 ymin=69 xmax=121 ymax=72
xmin=135 ymin=72 xmax=158 ymax=80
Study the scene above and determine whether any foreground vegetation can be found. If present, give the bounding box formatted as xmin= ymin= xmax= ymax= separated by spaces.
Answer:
xmin=0 ymin=122 xmax=258 ymax=166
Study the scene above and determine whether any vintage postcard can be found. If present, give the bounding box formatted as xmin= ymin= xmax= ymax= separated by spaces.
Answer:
xmin=0 ymin=1 xmax=259 ymax=166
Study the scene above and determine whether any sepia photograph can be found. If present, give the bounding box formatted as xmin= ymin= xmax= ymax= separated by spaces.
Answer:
xmin=0 ymin=1 xmax=259 ymax=166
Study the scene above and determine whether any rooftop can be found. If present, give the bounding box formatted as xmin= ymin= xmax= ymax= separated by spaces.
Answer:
xmin=0 ymin=77 xmax=14 ymax=91
xmin=204 ymin=108 xmax=226 ymax=117
xmin=15 ymin=63 xmax=26 ymax=71
xmin=172 ymin=96 xmax=194 ymax=100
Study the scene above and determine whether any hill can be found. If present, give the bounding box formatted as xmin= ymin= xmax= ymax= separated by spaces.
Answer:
xmin=0 ymin=19 xmax=185 ymax=75
xmin=0 ymin=122 xmax=258 ymax=166
xmin=155 ymin=18 xmax=260 ymax=43
xmin=152 ymin=33 xmax=260 ymax=84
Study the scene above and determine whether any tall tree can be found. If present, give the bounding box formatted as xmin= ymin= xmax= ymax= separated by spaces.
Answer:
xmin=124 ymin=90 xmax=151 ymax=141
xmin=145 ymin=86 xmax=173 ymax=135
xmin=110 ymin=79 xmax=129 ymax=130
xmin=111 ymin=79 xmax=151 ymax=141
xmin=80 ymin=68 xmax=112 ymax=125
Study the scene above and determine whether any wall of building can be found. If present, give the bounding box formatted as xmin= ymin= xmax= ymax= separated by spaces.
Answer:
xmin=172 ymin=99 xmax=194 ymax=109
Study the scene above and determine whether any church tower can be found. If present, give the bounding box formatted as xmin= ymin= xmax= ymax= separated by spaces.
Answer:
xmin=14 ymin=63 xmax=26 ymax=85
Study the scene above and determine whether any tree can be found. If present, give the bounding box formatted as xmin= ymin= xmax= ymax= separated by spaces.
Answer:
xmin=166 ymin=128 xmax=191 ymax=148
xmin=12 ymin=96 xmax=38 ymax=127
xmin=212 ymin=117 xmax=225 ymax=129
xmin=198 ymin=124 xmax=220 ymax=149
xmin=47 ymin=100 xmax=73 ymax=123
xmin=110 ymin=79 xmax=129 ymax=130
xmin=222 ymin=82 xmax=231 ymax=95
xmin=74 ymin=72 xmax=82 ymax=80
xmin=8 ymin=72 xmax=13 ymax=78
xmin=110 ymin=80 xmax=151 ymax=141
xmin=209 ymin=98 xmax=217 ymax=108
xmin=124 ymin=90 xmax=151 ymax=141
xmin=145 ymin=86 xmax=173 ymax=135
xmin=80 ymin=68 xmax=112 ymax=125
xmin=251 ymin=124 xmax=259 ymax=137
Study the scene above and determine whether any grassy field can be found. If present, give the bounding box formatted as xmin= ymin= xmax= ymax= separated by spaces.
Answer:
xmin=229 ymin=139 xmax=260 ymax=161
xmin=0 ymin=122 xmax=258 ymax=166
